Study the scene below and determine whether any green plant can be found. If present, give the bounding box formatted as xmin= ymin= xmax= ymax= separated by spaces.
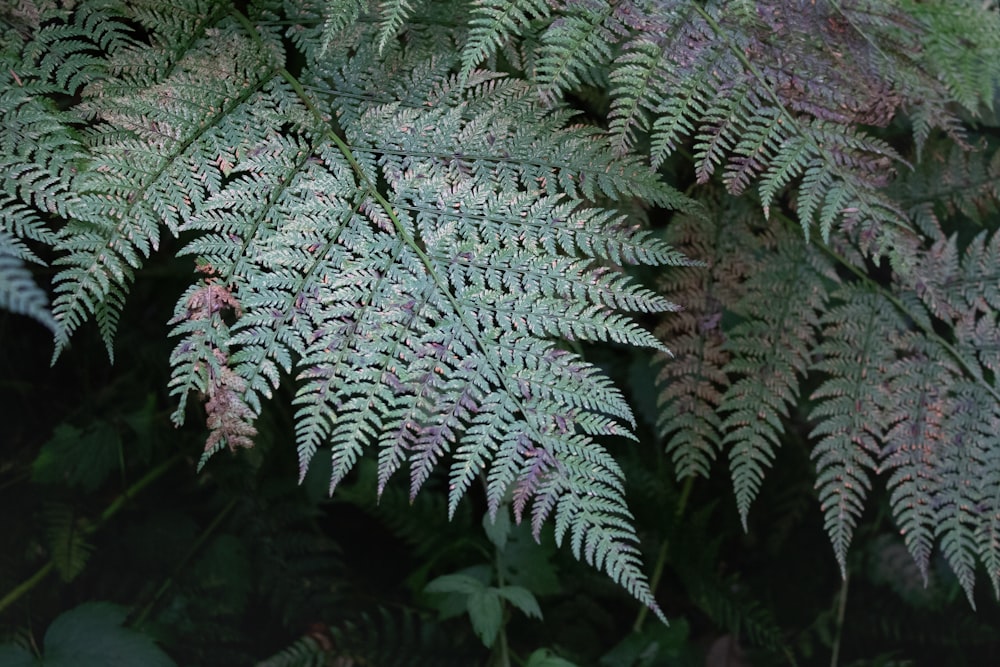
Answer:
xmin=3 ymin=1 xmax=1000 ymax=662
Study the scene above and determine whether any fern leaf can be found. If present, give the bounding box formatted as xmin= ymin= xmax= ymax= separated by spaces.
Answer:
xmin=809 ymin=286 xmax=902 ymax=575
xmin=972 ymin=396 xmax=1000 ymax=599
xmin=462 ymin=0 xmax=551 ymax=78
xmin=376 ymin=0 xmax=423 ymax=52
xmin=892 ymin=140 xmax=1000 ymax=238
xmin=110 ymin=5 xmax=690 ymax=615
xmin=48 ymin=4 xmax=272 ymax=360
xmin=535 ymin=0 xmax=620 ymax=98
xmin=257 ymin=606 xmax=482 ymax=667
xmin=878 ymin=338 xmax=955 ymax=585
xmin=911 ymin=1 xmax=1000 ymax=115
xmin=655 ymin=194 xmax=765 ymax=479
xmin=0 ymin=231 xmax=58 ymax=333
xmin=524 ymin=1 xmax=978 ymax=256
xmin=721 ymin=229 xmax=834 ymax=527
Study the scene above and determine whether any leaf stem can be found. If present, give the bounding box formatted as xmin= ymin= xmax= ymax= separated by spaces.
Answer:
xmin=0 ymin=454 xmax=181 ymax=615
xmin=632 ymin=474 xmax=695 ymax=632
xmin=0 ymin=562 xmax=54 ymax=616
xmin=830 ymin=575 xmax=849 ymax=667
xmin=131 ymin=496 xmax=239 ymax=627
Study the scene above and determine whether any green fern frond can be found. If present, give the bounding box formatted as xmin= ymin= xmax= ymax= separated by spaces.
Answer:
xmin=448 ymin=0 xmax=992 ymax=257
xmin=55 ymin=3 xmax=688 ymax=615
xmin=882 ymin=228 xmax=1000 ymax=602
xmin=376 ymin=0 xmax=424 ymax=52
xmin=257 ymin=607 xmax=482 ymax=666
xmin=0 ymin=231 xmax=57 ymax=333
xmin=909 ymin=1 xmax=1000 ymax=115
xmin=809 ymin=286 xmax=903 ymax=576
xmin=48 ymin=3 xmax=274 ymax=360
xmin=462 ymin=0 xmax=551 ymax=78
xmin=879 ymin=338 xmax=956 ymax=586
xmin=892 ymin=141 xmax=1000 ymax=238
xmin=589 ymin=0 xmax=923 ymax=245
xmin=721 ymin=229 xmax=834 ymax=526
xmin=534 ymin=0 xmax=620 ymax=98
xmin=655 ymin=194 xmax=765 ymax=479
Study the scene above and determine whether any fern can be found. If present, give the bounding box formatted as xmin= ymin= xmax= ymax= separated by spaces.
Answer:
xmin=256 ymin=606 xmax=482 ymax=666
xmin=809 ymin=286 xmax=902 ymax=576
xmin=6 ymin=0 xmax=1000 ymax=628
xmin=42 ymin=503 xmax=93 ymax=583
xmin=0 ymin=0 xmax=701 ymax=617
xmin=720 ymin=225 xmax=834 ymax=526
xmin=470 ymin=0 xmax=1000 ymax=265
xmin=0 ymin=231 xmax=57 ymax=333
xmin=655 ymin=193 xmax=766 ymax=478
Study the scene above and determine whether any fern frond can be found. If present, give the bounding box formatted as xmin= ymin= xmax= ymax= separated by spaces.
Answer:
xmin=462 ymin=0 xmax=551 ymax=78
xmin=534 ymin=0 xmax=621 ymax=98
xmin=809 ymin=285 xmax=903 ymax=575
xmin=655 ymin=194 xmax=766 ymax=479
xmin=892 ymin=140 xmax=1000 ymax=238
xmin=878 ymin=337 xmax=955 ymax=585
xmin=721 ymin=228 xmax=834 ymax=526
xmin=84 ymin=5 xmax=689 ymax=615
xmin=376 ymin=0 xmax=423 ymax=52
xmin=0 ymin=231 xmax=57 ymax=333
xmin=47 ymin=3 xmax=274 ymax=360
xmin=446 ymin=0 xmax=994 ymax=259
xmin=855 ymin=215 xmax=1000 ymax=601
xmin=909 ymin=1 xmax=1000 ymax=115
xmin=257 ymin=606 xmax=482 ymax=666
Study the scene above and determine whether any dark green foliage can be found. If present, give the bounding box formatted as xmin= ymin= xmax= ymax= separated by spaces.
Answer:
xmin=4 ymin=0 xmax=1000 ymax=665
xmin=0 ymin=603 xmax=175 ymax=667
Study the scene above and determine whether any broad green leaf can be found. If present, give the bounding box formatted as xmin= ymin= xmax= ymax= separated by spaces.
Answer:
xmin=466 ymin=589 xmax=503 ymax=648
xmin=0 ymin=603 xmax=175 ymax=667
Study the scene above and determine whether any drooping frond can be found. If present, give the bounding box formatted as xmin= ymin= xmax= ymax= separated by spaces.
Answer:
xmin=878 ymin=337 xmax=954 ymax=586
xmin=3 ymin=0 xmax=692 ymax=616
xmin=877 ymin=229 xmax=1000 ymax=602
xmin=257 ymin=607 xmax=482 ymax=666
xmin=655 ymin=193 xmax=768 ymax=479
xmin=809 ymin=285 xmax=903 ymax=575
xmin=49 ymin=0 xmax=256 ymax=360
xmin=462 ymin=0 xmax=552 ymax=78
xmin=720 ymin=226 xmax=835 ymax=526
xmin=43 ymin=502 xmax=93 ymax=583
xmin=0 ymin=230 xmax=57 ymax=333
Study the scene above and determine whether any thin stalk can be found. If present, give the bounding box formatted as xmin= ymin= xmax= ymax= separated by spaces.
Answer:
xmin=632 ymin=474 xmax=696 ymax=632
xmin=830 ymin=575 xmax=849 ymax=667
xmin=132 ymin=496 xmax=239 ymax=627
xmin=493 ymin=515 xmax=511 ymax=667
xmin=0 ymin=454 xmax=181 ymax=615
xmin=0 ymin=563 xmax=54 ymax=616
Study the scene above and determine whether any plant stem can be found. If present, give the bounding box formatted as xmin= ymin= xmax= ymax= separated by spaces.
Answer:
xmin=830 ymin=575 xmax=849 ymax=667
xmin=0 ymin=454 xmax=181 ymax=615
xmin=0 ymin=562 xmax=54 ymax=616
xmin=632 ymin=475 xmax=696 ymax=632
xmin=493 ymin=515 xmax=511 ymax=667
xmin=132 ymin=496 xmax=239 ymax=626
